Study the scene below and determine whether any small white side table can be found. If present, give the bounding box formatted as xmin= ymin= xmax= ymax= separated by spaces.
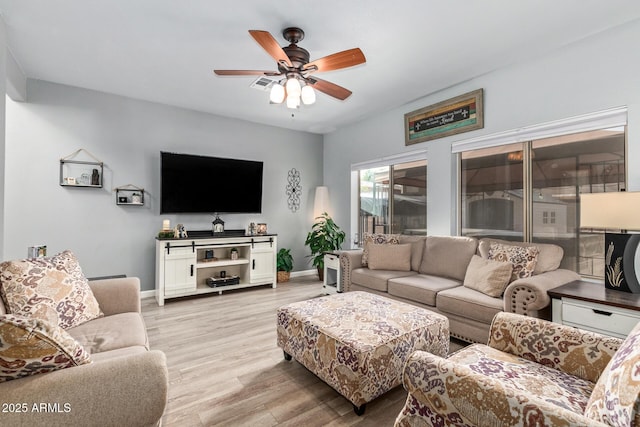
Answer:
xmin=323 ymin=252 xmax=342 ymax=295
xmin=548 ymin=280 xmax=640 ymax=339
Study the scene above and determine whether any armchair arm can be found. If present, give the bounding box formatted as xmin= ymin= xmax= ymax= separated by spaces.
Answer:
xmin=504 ymin=268 xmax=579 ymax=316
xmin=488 ymin=312 xmax=621 ymax=383
xmin=396 ymin=350 xmax=608 ymax=427
xmin=0 ymin=350 xmax=168 ymax=427
xmin=89 ymin=277 xmax=141 ymax=315
xmin=339 ymin=250 xmax=363 ymax=292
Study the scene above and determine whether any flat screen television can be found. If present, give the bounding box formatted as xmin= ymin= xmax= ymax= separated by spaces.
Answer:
xmin=160 ymin=152 xmax=263 ymax=214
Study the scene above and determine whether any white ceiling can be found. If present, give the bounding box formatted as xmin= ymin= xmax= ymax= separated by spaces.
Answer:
xmin=2 ymin=1 xmax=640 ymax=134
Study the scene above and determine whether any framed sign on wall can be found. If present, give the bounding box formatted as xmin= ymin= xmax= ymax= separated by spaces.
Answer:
xmin=404 ymin=89 xmax=484 ymax=145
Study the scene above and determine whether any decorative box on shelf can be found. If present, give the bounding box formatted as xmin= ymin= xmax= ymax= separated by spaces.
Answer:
xmin=206 ymin=275 xmax=240 ymax=288
xmin=60 ymin=148 xmax=103 ymax=188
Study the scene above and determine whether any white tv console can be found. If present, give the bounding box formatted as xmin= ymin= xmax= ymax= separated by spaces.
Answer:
xmin=155 ymin=232 xmax=277 ymax=306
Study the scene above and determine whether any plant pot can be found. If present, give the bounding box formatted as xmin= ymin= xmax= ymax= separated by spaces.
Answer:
xmin=317 ymin=267 xmax=324 ymax=282
xmin=277 ymin=271 xmax=291 ymax=283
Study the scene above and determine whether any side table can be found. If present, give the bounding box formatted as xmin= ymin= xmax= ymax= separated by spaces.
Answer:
xmin=323 ymin=251 xmax=342 ymax=295
xmin=548 ymin=280 xmax=640 ymax=338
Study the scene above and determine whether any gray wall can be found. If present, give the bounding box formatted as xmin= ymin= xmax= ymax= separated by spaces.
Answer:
xmin=324 ymin=19 xmax=640 ymax=240
xmin=4 ymin=80 xmax=323 ymax=290
xmin=0 ymin=20 xmax=7 ymax=262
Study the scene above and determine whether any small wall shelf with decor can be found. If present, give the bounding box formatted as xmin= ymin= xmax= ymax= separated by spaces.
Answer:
xmin=115 ymin=184 xmax=145 ymax=206
xmin=60 ymin=148 xmax=103 ymax=188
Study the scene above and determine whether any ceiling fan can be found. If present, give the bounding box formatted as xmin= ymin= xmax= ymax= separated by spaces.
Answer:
xmin=214 ymin=27 xmax=366 ymax=107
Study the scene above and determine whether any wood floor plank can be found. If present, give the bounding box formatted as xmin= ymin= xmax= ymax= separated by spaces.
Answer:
xmin=142 ymin=275 xmax=461 ymax=426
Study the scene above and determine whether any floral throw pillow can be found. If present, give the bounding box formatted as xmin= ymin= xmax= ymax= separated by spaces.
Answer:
xmin=488 ymin=243 xmax=539 ymax=283
xmin=0 ymin=250 xmax=103 ymax=330
xmin=584 ymin=321 xmax=640 ymax=426
xmin=0 ymin=314 xmax=91 ymax=383
xmin=361 ymin=233 xmax=400 ymax=266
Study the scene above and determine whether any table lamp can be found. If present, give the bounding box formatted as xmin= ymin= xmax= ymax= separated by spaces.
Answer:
xmin=580 ymin=191 xmax=640 ymax=292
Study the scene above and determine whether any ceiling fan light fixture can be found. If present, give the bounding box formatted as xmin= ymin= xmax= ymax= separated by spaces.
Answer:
xmin=301 ymin=85 xmax=316 ymax=105
xmin=285 ymin=77 xmax=301 ymax=97
xmin=269 ymin=83 xmax=285 ymax=103
xmin=286 ymin=94 xmax=300 ymax=109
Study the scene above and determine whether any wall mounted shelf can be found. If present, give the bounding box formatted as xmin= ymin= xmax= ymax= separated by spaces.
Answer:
xmin=115 ymin=184 xmax=145 ymax=206
xmin=60 ymin=149 xmax=103 ymax=188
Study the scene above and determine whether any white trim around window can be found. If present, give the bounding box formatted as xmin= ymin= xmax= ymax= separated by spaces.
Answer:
xmin=350 ymin=149 xmax=427 ymax=171
xmin=451 ymin=106 xmax=627 ymax=154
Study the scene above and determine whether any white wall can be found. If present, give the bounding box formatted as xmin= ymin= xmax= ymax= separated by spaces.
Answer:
xmin=4 ymin=80 xmax=323 ymax=290
xmin=324 ymin=19 xmax=640 ymax=240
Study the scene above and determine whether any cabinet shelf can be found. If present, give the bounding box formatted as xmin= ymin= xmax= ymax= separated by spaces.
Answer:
xmin=196 ymin=258 xmax=249 ymax=268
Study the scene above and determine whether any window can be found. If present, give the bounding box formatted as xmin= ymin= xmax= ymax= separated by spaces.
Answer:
xmin=531 ymin=128 xmax=625 ymax=276
xmin=459 ymin=126 xmax=626 ymax=278
xmin=357 ymin=159 xmax=427 ymax=240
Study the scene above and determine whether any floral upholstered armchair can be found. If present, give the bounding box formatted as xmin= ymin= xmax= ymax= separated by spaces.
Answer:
xmin=395 ymin=312 xmax=640 ymax=426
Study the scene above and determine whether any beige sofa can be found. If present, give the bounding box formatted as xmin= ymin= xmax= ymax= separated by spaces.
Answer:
xmin=340 ymin=235 xmax=580 ymax=343
xmin=0 ymin=277 xmax=168 ymax=427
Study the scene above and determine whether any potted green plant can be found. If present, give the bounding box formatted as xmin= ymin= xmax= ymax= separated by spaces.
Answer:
xmin=276 ymin=248 xmax=294 ymax=283
xmin=304 ymin=212 xmax=346 ymax=280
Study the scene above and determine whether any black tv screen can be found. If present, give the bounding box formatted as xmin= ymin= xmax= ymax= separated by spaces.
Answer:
xmin=160 ymin=152 xmax=263 ymax=214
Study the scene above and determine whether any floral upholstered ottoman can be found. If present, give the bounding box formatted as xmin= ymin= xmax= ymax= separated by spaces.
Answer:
xmin=276 ymin=291 xmax=449 ymax=415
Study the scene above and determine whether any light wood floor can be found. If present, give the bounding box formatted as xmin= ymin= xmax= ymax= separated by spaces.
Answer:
xmin=142 ymin=275 xmax=463 ymax=426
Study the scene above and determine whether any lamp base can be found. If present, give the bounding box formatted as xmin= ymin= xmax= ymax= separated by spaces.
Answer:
xmin=604 ymin=232 xmax=640 ymax=293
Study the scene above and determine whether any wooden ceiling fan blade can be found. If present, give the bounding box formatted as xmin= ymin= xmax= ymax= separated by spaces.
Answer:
xmin=214 ymin=70 xmax=279 ymax=76
xmin=249 ymin=30 xmax=293 ymax=67
xmin=308 ymin=77 xmax=352 ymax=100
xmin=304 ymin=48 xmax=366 ymax=73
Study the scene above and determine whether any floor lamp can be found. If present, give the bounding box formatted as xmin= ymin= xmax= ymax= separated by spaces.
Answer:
xmin=580 ymin=191 xmax=640 ymax=293
xmin=314 ymin=186 xmax=330 ymax=219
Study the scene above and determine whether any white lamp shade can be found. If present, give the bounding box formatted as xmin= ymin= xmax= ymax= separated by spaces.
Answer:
xmin=301 ymin=85 xmax=316 ymax=105
xmin=285 ymin=77 xmax=301 ymax=97
xmin=580 ymin=191 xmax=640 ymax=230
xmin=314 ymin=186 xmax=330 ymax=219
xmin=269 ymin=83 xmax=285 ymax=103
xmin=286 ymin=94 xmax=300 ymax=109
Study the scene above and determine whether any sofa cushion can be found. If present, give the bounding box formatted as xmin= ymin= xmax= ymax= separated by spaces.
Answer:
xmin=398 ymin=235 xmax=427 ymax=271
xmin=419 ymin=236 xmax=478 ymax=281
xmin=0 ymin=250 xmax=103 ymax=330
xmin=68 ymin=312 xmax=149 ymax=354
xmin=367 ymin=244 xmax=411 ymax=271
xmin=488 ymin=242 xmax=539 ymax=283
xmin=463 ymin=255 xmax=513 ymax=297
xmin=479 ymin=238 xmax=562 ymax=275
xmin=90 ymin=345 xmax=148 ymax=363
xmin=0 ymin=314 xmax=91 ymax=383
xmin=388 ymin=274 xmax=461 ymax=307
xmin=437 ymin=286 xmax=503 ymax=324
xmin=584 ymin=321 xmax=640 ymax=426
xmin=351 ymin=268 xmax=417 ymax=292
xmin=361 ymin=233 xmax=401 ymax=266
xmin=449 ymin=344 xmax=595 ymax=415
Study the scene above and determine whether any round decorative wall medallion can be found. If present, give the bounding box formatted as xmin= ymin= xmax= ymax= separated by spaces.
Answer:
xmin=286 ymin=168 xmax=301 ymax=212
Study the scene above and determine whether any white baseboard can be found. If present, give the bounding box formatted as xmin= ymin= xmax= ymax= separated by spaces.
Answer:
xmin=141 ymin=289 xmax=156 ymax=299
xmin=141 ymin=270 xmax=318 ymax=300
xmin=291 ymin=269 xmax=317 ymax=278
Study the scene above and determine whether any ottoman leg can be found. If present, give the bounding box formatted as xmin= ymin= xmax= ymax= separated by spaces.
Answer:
xmin=353 ymin=404 xmax=366 ymax=416
xmin=283 ymin=351 xmax=292 ymax=361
